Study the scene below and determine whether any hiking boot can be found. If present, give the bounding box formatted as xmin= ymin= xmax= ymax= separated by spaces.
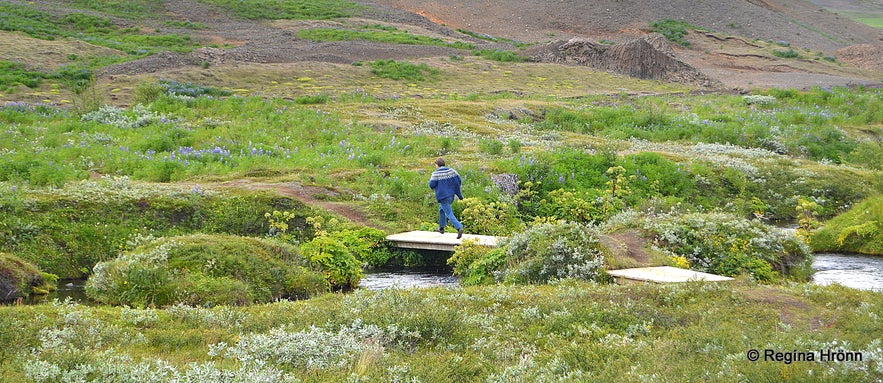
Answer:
xmin=457 ymin=227 xmax=464 ymax=239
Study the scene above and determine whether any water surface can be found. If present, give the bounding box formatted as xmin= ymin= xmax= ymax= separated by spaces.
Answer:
xmin=812 ymin=253 xmax=883 ymax=291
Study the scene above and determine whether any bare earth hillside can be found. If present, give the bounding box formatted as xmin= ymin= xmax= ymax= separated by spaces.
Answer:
xmin=362 ymin=0 xmax=882 ymax=53
xmin=1 ymin=0 xmax=881 ymax=98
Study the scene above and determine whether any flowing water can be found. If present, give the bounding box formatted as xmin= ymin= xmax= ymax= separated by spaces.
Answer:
xmin=811 ymin=253 xmax=883 ymax=291
xmin=359 ymin=267 xmax=459 ymax=290
xmin=11 ymin=253 xmax=882 ymax=305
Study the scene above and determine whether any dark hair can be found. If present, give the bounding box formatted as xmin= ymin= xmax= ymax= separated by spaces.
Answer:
xmin=435 ymin=157 xmax=446 ymax=167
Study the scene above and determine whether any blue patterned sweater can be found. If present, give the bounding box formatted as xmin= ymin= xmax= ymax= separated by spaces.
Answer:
xmin=429 ymin=167 xmax=463 ymax=202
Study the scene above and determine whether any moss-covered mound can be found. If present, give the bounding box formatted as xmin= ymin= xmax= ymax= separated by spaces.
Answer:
xmin=812 ymin=196 xmax=883 ymax=255
xmin=0 ymin=253 xmax=57 ymax=302
xmin=85 ymin=234 xmax=329 ymax=307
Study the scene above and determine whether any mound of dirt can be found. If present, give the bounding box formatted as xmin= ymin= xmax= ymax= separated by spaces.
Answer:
xmin=527 ymin=34 xmax=721 ymax=88
xmin=836 ymin=44 xmax=883 ymax=72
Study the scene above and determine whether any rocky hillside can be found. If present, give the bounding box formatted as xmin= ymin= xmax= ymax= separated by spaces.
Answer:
xmin=363 ymin=0 xmax=882 ymax=54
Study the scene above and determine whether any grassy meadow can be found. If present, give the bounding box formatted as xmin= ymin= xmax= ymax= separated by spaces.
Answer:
xmin=0 ymin=1 xmax=882 ymax=382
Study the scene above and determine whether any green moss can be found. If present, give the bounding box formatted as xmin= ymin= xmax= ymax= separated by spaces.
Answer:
xmin=85 ymin=234 xmax=329 ymax=307
xmin=812 ymin=196 xmax=883 ymax=255
xmin=0 ymin=253 xmax=57 ymax=301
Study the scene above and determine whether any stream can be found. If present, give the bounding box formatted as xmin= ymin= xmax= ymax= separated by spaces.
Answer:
xmin=811 ymin=253 xmax=883 ymax=291
xmin=17 ymin=253 xmax=883 ymax=305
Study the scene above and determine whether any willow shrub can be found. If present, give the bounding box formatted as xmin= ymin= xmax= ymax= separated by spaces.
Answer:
xmin=642 ymin=212 xmax=812 ymax=281
xmin=86 ymin=234 xmax=328 ymax=307
xmin=450 ymin=221 xmax=612 ymax=285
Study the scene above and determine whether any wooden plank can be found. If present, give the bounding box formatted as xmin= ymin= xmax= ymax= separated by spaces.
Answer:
xmin=386 ymin=230 xmax=502 ymax=251
xmin=607 ymin=266 xmax=734 ymax=283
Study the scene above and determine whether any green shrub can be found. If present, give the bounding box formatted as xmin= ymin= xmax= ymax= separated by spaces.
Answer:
xmin=642 ymin=212 xmax=812 ymax=281
xmin=448 ymin=240 xmax=506 ymax=286
xmin=369 ymin=60 xmax=439 ymax=82
xmin=458 ymin=197 xmax=524 ymax=236
xmin=0 ymin=253 xmax=57 ymax=301
xmin=496 ymin=221 xmax=611 ymax=284
xmin=331 ymin=227 xmax=394 ymax=268
xmin=85 ymin=234 xmax=329 ymax=307
xmin=299 ymin=235 xmax=363 ymax=289
xmin=772 ymin=49 xmax=799 ymax=58
xmin=649 ymin=19 xmax=701 ymax=47
xmin=812 ymin=196 xmax=883 ymax=255
xmin=478 ymin=139 xmax=504 ymax=155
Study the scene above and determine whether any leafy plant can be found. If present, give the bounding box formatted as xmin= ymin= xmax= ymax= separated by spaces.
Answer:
xmin=642 ymin=212 xmax=811 ymax=281
xmin=496 ymin=221 xmax=611 ymax=284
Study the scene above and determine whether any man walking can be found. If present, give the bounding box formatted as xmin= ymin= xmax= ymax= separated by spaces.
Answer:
xmin=429 ymin=157 xmax=464 ymax=238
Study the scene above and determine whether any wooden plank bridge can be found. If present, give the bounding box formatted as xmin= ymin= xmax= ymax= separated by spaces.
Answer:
xmin=386 ymin=230 xmax=502 ymax=252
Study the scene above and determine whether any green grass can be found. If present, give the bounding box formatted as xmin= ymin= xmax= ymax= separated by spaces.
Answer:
xmin=199 ymin=0 xmax=363 ymax=20
xmin=0 ymin=4 xmax=198 ymax=71
xmin=473 ymin=49 xmax=526 ymax=62
xmin=1 ymin=281 xmax=881 ymax=382
xmin=368 ymin=60 xmax=440 ymax=81
xmin=0 ymin=61 xmax=47 ymax=92
xmin=297 ymin=28 xmax=474 ymax=49
xmin=855 ymin=17 xmax=883 ymax=28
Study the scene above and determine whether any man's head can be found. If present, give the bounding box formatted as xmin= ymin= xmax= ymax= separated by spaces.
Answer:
xmin=435 ymin=157 xmax=446 ymax=167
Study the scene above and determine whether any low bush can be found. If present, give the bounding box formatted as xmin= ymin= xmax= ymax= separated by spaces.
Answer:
xmin=649 ymin=19 xmax=702 ymax=47
xmin=0 ymin=253 xmax=57 ymax=301
xmin=85 ymin=234 xmax=329 ymax=307
xmin=451 ymin=221 xmax=611 ymax=285
xmin=811 ymin=196 xmax=883 ymax=255
xmin=642 ymin=212 xmax=812 ymax=281
xmin=458 ymin=197 xmax=524 ymax=236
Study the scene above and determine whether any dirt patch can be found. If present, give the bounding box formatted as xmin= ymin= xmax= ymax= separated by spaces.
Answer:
xmin=603 ymin=230 xmax=656 ymax=269
xmin=740 ymin=287 xmax=823 ymax=329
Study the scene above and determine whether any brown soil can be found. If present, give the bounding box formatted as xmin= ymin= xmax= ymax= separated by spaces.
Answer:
xmin=603 ymin=230 xmax=655 ymax=269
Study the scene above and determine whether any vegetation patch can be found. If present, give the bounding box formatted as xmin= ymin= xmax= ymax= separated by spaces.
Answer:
xmin=812 ymin=196 xmax=883 ymax=255
xmin=85 ymin=234 xmax=329 ymax=307
xmin=297 ymin=27 xmax=473 ymax=49
xmin=642 ymin=212 xmax=812 ymax=281
xmin=200 ymin=0 xmax=362 ymax=20
xmin=0 ymin=178 xmax=319 ymax=279
xmin=473 ymin=49 xmax=526 ymax=62
xmin=0 ymin=4 xmax=197 ymax=62
xmin=449 ymin=221 xmax=611 ymax=285
xmin=368 ymin=60 xmax=440 ymax=81
xmin=649 ymin=19 xmax=704 ymax=47
xmin=0 ymin=253 xmax=57 ymax=301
